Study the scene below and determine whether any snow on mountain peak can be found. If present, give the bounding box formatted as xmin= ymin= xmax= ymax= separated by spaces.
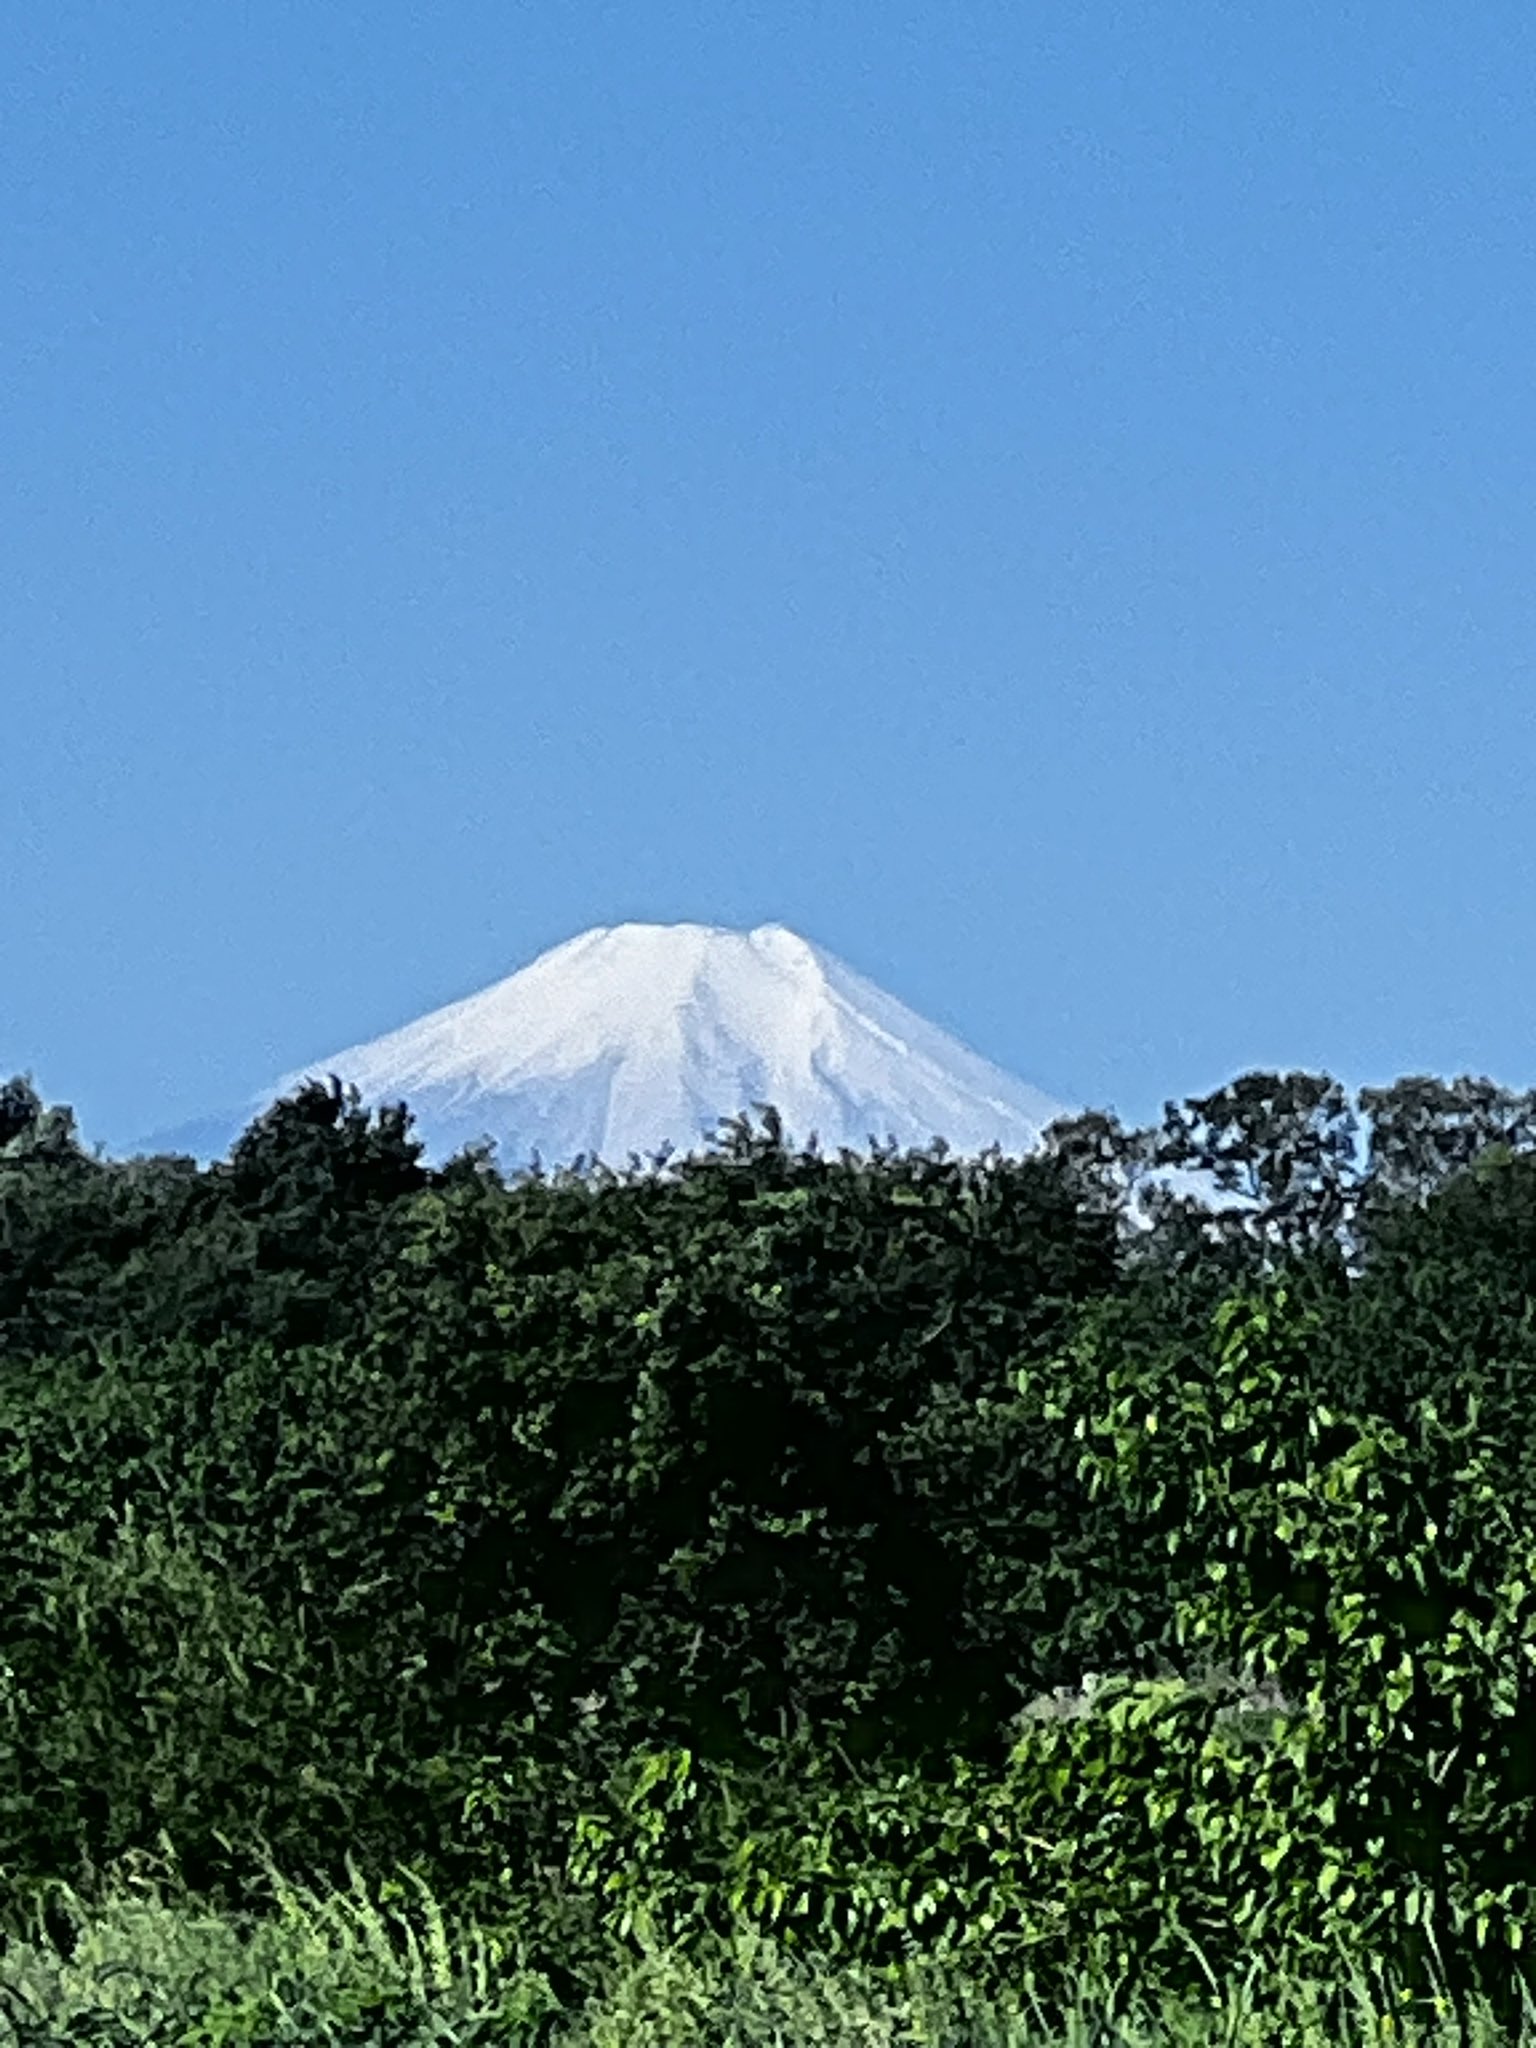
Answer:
xmin=265 ymin=920 xmax=1074 ymax=1172
xmin=134 ymin=922 xmax=1262 ymax=1246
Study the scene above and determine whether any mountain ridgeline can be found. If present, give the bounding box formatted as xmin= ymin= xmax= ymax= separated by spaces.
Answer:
xmin=5 ymin=1062 xmax=1536 ymax=2022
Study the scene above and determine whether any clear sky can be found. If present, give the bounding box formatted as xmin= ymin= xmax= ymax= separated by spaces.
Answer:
xmin=6 ymin=1 xmax=1535 ymax=1156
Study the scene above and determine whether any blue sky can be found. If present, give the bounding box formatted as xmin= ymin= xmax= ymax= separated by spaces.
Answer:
xmin=6 ymin=1 xmax=1535 ymax=1156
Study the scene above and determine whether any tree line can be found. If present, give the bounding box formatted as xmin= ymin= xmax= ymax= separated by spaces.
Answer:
xmin=2 ymin=1064 xmax=1536 ymax=2021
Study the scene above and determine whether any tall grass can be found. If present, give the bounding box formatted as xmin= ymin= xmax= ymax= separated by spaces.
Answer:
xmin=0 ymin=1843 xmax=1530 ymax=2046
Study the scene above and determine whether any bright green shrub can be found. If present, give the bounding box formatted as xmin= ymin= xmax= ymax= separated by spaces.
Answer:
xmin=492 ymin=1279 xmax=1536 ymax=2031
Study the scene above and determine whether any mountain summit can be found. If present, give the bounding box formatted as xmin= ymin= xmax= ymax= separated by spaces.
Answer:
xmin=270 ymin=921 xmax=1071 ymax=1171
xmin=209 ymin=920 xmax=1071 ymax=1173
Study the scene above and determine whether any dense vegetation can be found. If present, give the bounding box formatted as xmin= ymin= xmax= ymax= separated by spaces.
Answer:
xmin=2 ymin=1063 xmax=1536 ymax=2041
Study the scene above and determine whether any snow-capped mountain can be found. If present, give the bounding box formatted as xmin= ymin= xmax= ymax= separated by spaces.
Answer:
xmin=142 ymin=921 xmax=1076 ymax=1173
xmin=134 ymin=918 xmax=1262 ymax=1239
xmin=292 ymin=921 xmax=1068 ymax=1170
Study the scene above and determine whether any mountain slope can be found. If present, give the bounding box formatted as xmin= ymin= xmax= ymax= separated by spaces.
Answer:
xmin=274 ymin=921 xmax=1071 ymax=1170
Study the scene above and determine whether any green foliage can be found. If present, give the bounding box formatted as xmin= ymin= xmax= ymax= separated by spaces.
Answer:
xmin=1327 ymin=1144 xmax=1536 ymax=1509
xmin=1150 ymin=1070 xmax=1362 ymax=1270
xmin=500 ymin=1672 xmax=1327 ymax=2021
xmin=2 ymin=1064 xmax=1536 ymax=2031
xmin=0 ymin=1076 xmax=429 ymax=1362
xmin=494 ymin=1274 xmax=1536 ymax=2027
xmin=0 ymin=1089 xmax=1129 ymax=1927
xmin=1055 ymin=1275 xmax=1536 ymax=2023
